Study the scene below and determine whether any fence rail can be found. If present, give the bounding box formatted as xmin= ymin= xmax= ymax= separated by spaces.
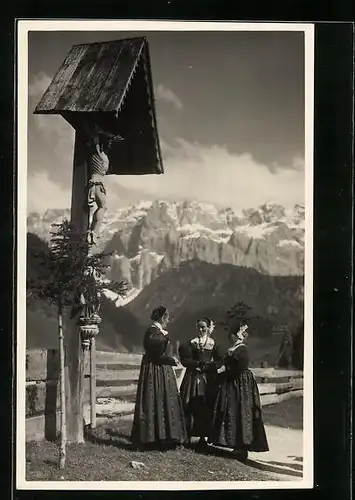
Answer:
xmin=25 ymin=349 xmax=303 ymax=441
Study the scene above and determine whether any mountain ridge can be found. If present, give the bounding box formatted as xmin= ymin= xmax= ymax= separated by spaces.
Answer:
xmin=26 ymin=201 xmax=305 ymax=358
xmin=27 ymin=199 xmax=305 ymax=301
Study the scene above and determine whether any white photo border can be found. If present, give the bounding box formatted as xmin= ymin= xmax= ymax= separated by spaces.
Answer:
xmin=16 ymin=19 xmax=314 ymax=491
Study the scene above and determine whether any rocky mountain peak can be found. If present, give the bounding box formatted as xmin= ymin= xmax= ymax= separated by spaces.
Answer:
xmin=27 ymin=199 xmax=305 ymax=301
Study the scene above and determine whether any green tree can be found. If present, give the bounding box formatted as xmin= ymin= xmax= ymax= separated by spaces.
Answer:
xmin=27 ymin=220 xmax=127 ymax=468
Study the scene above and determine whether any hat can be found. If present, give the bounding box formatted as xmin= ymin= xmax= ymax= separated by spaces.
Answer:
xmin=236 ymin=324 xmax=249 ymax=341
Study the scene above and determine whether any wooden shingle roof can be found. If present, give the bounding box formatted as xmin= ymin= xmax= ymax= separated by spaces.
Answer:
xmin=34 ymin=37 xmax=164 ymax=175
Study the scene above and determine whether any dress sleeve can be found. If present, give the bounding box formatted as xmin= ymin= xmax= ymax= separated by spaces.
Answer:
xmin=211 ymin=343 xmax=224 ymax=369
xmin=202 ymin=342 xmax=224 ymax=375
xmin=233 ymin=345 xmax=250 ymax=370
xmin=144 ymin=328 xmax=176 ymax=366
xmin=178 ymin=342 xmax=199 ymax=369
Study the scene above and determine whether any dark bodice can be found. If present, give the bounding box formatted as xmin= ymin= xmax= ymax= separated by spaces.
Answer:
xmin=224 ymin=344 xmax=250 ymax=377
xmin=143 ymin=325 xmax=176 ymax=366
xmin=179 ymin=337 xmax=223 ymax=374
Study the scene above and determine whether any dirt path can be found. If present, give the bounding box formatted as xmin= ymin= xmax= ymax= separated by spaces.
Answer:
xmin=248 ymin=425 xmax=303 ymax=479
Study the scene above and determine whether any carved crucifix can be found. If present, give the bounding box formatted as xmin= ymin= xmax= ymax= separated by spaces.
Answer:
xmin=82 ymin=123 xmax=123 ymax=245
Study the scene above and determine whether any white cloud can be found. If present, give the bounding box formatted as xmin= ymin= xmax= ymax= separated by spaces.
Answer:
xmin=26 ymin=71 xmax=304 ymax=214
xmin=156 ymin=84 xmax=183 ymax=110
xmin=28 ymin=71 xmax=52 ymax=97
xmin=26 ymin=140 xmax=305 ymax=214
xmin=27 ymin=71 xmax=76 ymax=193
xmin=27 ymin=172 xmax=71 ymax=214
xmin=28 ymin=71 xmax=74 ymax=142
xmin=292 ymin=156 xmax=305 ymax=171
xmin=115 ymin=138 xmax=305 ymax=210
xmin=32 ymin=115 xmax=75 ymax=143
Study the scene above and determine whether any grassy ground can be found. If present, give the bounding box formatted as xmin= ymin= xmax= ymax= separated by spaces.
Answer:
xmin=26 ymin=398 xmax=303 ymax=482
xmin=26 ymin=420 xmax=273 ymax=482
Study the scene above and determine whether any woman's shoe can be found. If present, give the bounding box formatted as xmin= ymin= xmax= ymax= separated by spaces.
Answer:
xmin=184 ymin=438 xmax=192 ymax=448
xmin=232 ymin=449 xmax=248 ymax=462
xmin=196 ymin=437 xmax=209 ymax=450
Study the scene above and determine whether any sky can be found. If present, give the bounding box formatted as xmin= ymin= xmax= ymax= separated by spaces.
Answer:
xmin=27 ymin=28 xmax=305 ymax=214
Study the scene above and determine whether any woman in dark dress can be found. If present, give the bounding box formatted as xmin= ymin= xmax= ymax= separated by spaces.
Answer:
xmin=179 ymin=318 xmax=223 ymax=448
xmin=130 ymin=306 xmax=187 ymax=449
xmin=208 ymin=323 xmax=269 ymax=461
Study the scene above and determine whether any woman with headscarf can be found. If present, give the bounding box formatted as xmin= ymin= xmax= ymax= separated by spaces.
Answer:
xmin=131 ymin=306 xmax=187 ymax=450
xmin=179 ymin=317 xmax=223 ymax=448
xmin=208 ymin=322 xmax=269 ymax=461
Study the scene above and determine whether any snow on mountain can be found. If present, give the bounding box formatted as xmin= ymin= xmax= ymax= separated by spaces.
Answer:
xmin=232 ymin=223 xmax=277 ymax=240
xmin=27 ymin=199 xmax=305 ymax=306
xmin=277 ymin=239 xmax=304 ymax=249
xmin=178 ymin=223 xmax=233 ymax=243
xmin=103 ymin=287 xmax=142 ymax=306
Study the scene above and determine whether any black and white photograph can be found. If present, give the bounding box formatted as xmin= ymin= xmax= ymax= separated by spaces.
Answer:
xmin=17 ymin=20 xmax=314 ymax=490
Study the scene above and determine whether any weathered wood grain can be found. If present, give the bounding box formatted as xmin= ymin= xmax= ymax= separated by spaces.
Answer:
xmin=26 ymin=349 xmax=59 ymax=381
xmin=102 ymin=39 xmax=144 ymax=112
xmin=34 ymin=37 xmax=164 ymax=177
xmin=34 ymin=38 xmax=146 ymax=114
xmin=95 ymin=351 xmax=143 ymax=365
xmin=95 ymin=368 xmax=140 ymax=382
xmin=252 ymin=367 xmax=304 ymax=379
xmin=95 ymin=363 xmax=141 ymax=371
xmin=65 ymin=42 xmax=122 ymax=112
xmin=34 ymin=44 xmax=88 ymax=112
xmin=93 ymin=365 xmax=184 ymax=383
xmin=26 ymin=379 xmax=91 ymax=417
xmin=90 ymin=338 xmax=97 ymax=428
xmin=96 ymin=383 xmax=138 ymax=399
xmin=26 ymin=349 xmax=303 ymax=383
xmin=261 ymin=389 xmax=303 ymax=407
xmin=258 ymin=380 xmax=303 ymax=396
xmin=26 ymin=349 xmax=142 ymax=379
xmin=64 ymin=131 xmax=90 ymax=444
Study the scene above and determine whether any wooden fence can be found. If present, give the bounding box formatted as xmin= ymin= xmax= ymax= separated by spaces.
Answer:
xmin=25 ymin=349 xmax=303 ymax=441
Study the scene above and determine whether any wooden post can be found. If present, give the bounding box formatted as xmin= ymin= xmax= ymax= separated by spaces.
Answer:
xmin=58 ymin=305 xmax=66 ymax=468
xmin=64 ymin=130 xmax=89 ymax=443
xmin=90 ymin=337 xmax=97 ymax=429
xmin=34 ymin=37 xmax=165 ymax=444
xmin=44 ymin=350 xmax=59 ymax=441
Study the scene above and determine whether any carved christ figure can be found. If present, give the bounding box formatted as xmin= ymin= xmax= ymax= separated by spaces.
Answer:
xmin=82 ymin=123 xmax=122 ymax=245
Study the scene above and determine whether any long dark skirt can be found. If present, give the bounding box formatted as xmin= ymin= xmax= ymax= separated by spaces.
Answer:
xmin=209 ymin=369 xmax=269 ymax=452
xmin=180 ymin=370 xmax=215 ymax=438
xmin=130 ymin=358 xmax=187 ymax=447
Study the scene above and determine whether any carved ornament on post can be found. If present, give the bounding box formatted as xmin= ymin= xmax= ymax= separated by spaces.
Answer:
xmin=76 ymin=265 xmax=102 ymax=350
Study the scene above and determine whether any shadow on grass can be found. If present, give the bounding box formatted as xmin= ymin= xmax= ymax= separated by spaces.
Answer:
xmin=85 ymin=426 xmax=186 ymax=453
xmin=84 ymin=426 xmax=135 ymax=451
xmin=267 ymin=460 xmax=303 ymax=472
xmin=195 ymin=445 xmax=303 ymax=479
xmin=43 ymin=459 xmax=58 ymax=466
xmin=250 ymin=458 xmax=303 ymax=478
